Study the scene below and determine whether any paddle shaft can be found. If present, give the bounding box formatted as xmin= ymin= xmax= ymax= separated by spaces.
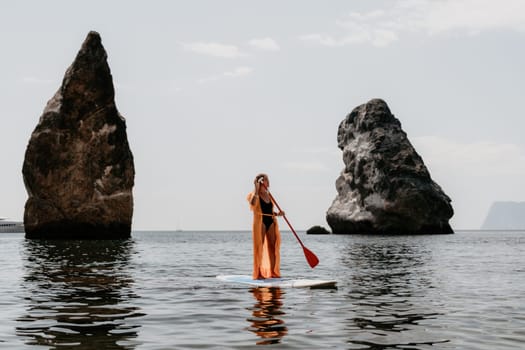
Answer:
xmin=265 ymin=190 xmax=306 ymax=249
xmin=260 ymin=183 xmax=319 ymax=268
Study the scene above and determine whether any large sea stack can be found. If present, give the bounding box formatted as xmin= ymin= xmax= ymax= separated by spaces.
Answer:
xmin=22 ymin=31 xmax=135 ymax=239
xmin=326 ymin=99 xmax=453 ymax=234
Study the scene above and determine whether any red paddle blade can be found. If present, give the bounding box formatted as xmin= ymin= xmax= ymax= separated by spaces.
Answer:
xmin=303 ymin=246 xmax=319 ymax=268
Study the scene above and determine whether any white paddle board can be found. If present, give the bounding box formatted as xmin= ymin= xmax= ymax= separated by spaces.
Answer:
xmin=217 ymin=275 xmax=337 ymax=288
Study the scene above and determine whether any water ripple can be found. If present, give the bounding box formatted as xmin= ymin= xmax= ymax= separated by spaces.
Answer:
xmin=16 ymin=239 xmax=144 ymax=349
xmin=0 ymin=231 xmax=523 ymax=349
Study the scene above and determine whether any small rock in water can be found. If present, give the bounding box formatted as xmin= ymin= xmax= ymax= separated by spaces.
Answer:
xmin=306 ymin=226 xmax=331 ymax=235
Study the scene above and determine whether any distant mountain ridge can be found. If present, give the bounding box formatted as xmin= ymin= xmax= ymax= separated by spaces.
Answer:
xmin=481 ymin=201 xmax=525 ymax=230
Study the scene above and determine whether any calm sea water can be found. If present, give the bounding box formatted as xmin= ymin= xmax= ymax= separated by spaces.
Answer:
xmin=0 ymin=230 xmax=524 ymax=349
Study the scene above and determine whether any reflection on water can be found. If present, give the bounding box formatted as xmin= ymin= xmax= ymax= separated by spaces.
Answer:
xmin=342 ymin=240 xmax=450 ymax=349
xmin=16 ymin=239 xmax=144 ymax=349
xmin=246 ymin=287 xmax=288 ymax=345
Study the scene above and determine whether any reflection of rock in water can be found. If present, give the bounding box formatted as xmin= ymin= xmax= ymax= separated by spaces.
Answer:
xmin=246 ymin=287 xmax=288 ymax=345
xmin=342 ymin=240 xmax=449 ymax=348
xmin=16 ymin=239 xmax=144 ymax=349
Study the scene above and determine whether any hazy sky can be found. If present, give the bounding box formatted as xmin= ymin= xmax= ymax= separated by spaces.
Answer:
xmin=1 ymin=0 xmax=524 ymax=230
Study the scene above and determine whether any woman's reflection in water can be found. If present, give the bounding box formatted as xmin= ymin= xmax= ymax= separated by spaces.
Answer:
xmin=247 ymin=287 xmax=288 ymax=345
xmin=16 ymin=239 xmax=144 ymax=349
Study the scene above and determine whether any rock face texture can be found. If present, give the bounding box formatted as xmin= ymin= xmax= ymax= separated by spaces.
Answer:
xmin=326 ymin=99 xmax=453 ymax=234
xmin=23 ymin=31 xmax=135 ymax=239
xmin=481 ymin=202 xmax=525 ymax=229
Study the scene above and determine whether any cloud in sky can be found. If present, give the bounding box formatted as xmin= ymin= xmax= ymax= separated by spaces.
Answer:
xmin=413 ymin=136 xmax=525 ymax=176
xmin=412 ymin=135 xmax=525 ymax=228
xmin=283 ymin=161 xmax=331 ymax=172
xmin=415 ymin=0 xmax=525 ymax=35
xmin=181 ymin=42 xmax=248 ymax=58
xmin=300 ymin=0 xmax=525 ymax=47
xmin=224 ymin=66 xmax=253 ymax=77
xmin=248 ymin=37 xmax=280 ymax=51
xmin=182 ymin=38 xmax=280 ymax=58
xmin=197 ymin=66 xmax=253 ymax=84
xmin=20 ymin=76 xmax=55 ymax=85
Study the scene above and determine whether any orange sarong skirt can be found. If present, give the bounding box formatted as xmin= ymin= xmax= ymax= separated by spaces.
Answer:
xmin=247 ymin=192 xmax=281 ymax=279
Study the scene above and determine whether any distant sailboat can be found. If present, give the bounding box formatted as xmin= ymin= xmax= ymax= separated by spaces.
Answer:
xmin=175 ymin=217 xmax=183 ymax=232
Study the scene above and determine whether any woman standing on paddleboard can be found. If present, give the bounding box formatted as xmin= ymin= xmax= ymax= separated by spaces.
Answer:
xmin=247 ymin=174 xmax=284 ymax=280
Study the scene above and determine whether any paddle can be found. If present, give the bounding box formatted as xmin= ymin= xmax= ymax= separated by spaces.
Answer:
xmin=261 ymin=183 xmax=319 ymax=268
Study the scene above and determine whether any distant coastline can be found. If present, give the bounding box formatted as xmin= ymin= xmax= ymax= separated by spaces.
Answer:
xmin=0 ymin=218 xmax=24 ymax=233
xmin=481 ymin=201 xmax=525 ymax=230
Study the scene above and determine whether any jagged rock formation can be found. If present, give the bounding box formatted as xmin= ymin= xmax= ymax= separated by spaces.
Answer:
xmin=481 ymin=202 xmax=525 ymax=229
xmin=326 ymin=99 xmax=453 ymax=234
xmin=22 ymin=31 xmax=135 ymax=239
